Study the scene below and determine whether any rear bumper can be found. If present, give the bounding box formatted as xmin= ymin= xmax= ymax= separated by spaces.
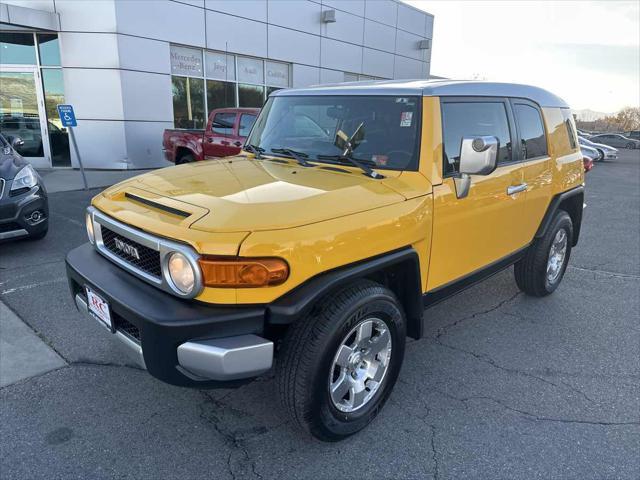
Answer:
xmin=66 ymin=243 xmax=272 ymax=388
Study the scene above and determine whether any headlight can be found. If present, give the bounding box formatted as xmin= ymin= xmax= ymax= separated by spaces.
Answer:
xmin=167 ymin=251 xmax=196 ymax=294
xmin=10 ymin=165 xmax=38 ymax=193
xmin=86 ymin=211 xmax=95 ymax=244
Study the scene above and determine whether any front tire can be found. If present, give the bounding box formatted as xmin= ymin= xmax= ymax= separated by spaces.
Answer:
xmin=596 ymin=149 xmax=605 ymax=162
xmin=277 ymin=280 xmax=406 ymax=441
xmin=515 ymin=210 xmax=573 ymax=296
xmin=626 ymin=142 xmax=636 ymax=150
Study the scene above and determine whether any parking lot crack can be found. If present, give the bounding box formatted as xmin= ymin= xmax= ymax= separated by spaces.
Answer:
xmin=435 ymin=292 xmax=522 ymax=340
xmin=457 ymin=394 xmax=638 ymax=427
xmin=568 ymin=265 xmax=640 ymax=280
xmin=433 ymin=339 xmax=597 ymax=404
xmin=198 ymin=391 xmax=267 ymax=480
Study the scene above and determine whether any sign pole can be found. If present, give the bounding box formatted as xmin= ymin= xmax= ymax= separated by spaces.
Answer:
xmin=56 ymin=104 xmax=87 ymax=190
xmin=68 ymin=127 xmax=88 ymax=190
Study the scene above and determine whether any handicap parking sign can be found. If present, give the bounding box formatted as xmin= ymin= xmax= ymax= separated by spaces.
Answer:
xmin=57 ymin=104 xmax=77 ymax=127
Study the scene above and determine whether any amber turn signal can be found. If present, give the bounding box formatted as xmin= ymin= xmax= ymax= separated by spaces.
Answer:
xmin=198 ymin=257 xmax=289 ymax=288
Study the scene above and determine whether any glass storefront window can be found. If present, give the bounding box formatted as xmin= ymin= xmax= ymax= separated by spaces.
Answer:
xmin=37 ymin=34 xmax=61 ymax=66
xmin=237 ymin=57 xmax=264 ymax=85
xmin=0 ymin=32 xmax=36 ymax=65
xmin=238 ymin=84 xmax=265 ymax=108
xmin=206 ymin=80 xmax=235 ymax=112
xmin=265 ymin=61 xmax=289 ymax=88
xmin=41 ymin=69 xmax=71 ymax=166
xmin=206 ymin=51 xmax=235 ymax=81
xmin=170 ymin=45 xmax=203 ymax=77
xmin=172 ymin=76 xmax=205 ymax=129
xmin=0 ymin=72 xmax=43 ymax=156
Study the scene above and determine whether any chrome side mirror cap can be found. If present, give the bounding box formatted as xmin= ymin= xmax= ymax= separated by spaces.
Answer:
xmin=454 ymin=136 xmax=499 ymax=199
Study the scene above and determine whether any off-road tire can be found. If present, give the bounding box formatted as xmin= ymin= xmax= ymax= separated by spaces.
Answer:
xmin=515 ymin=210 xmax=573 ymax=296
xmin=277 ymin=280 xmax=406 ymax=441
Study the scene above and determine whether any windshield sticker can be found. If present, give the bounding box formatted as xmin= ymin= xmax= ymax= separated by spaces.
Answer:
xmin=400 ymin=112 xmax=413 ymax=127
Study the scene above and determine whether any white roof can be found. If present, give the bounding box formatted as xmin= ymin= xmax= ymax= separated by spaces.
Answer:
xmin=271 ymin=79 xmax=569 ymax=108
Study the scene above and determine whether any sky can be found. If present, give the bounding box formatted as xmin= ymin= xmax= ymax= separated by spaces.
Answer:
xmin=406 ymin=0 xmax=640 ymax=113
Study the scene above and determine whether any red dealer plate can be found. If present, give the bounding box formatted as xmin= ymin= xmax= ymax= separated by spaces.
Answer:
xmin=86 ymin=287 xmax=112 ymax=330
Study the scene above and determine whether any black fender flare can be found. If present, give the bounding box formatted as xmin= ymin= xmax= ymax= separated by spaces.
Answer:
xmin=267 ymin=248 xmax=424 ymax=339
xmin=535 ymin=185 xmax=584 ymax=246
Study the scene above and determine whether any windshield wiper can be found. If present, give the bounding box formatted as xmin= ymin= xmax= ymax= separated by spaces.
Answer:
xmin=316 ymin=154 xmax=384 ymax=179
xmin=244 ymin=144 xmax=264 ymax=159
xmin=270 ymin=148 xmax=313 ymax=167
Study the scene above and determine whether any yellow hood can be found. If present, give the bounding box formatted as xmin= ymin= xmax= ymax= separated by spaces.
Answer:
xmin=99 ymin=157 xmax=406 ymax=233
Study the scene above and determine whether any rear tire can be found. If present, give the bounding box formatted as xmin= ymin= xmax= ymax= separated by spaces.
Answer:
xmin=277 ymin=280 xmax=406 ymax=441
xmin=176 ymin=153 xmax=194 ymax=165
xmin=515 ymin=210 xmax=573 ymax=297
xmin=627 ymin=142 xmax=635 ymax=150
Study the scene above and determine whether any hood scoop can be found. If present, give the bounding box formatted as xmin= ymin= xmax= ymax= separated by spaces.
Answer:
xmin=125 ymin=192 xmax=190 ymax=218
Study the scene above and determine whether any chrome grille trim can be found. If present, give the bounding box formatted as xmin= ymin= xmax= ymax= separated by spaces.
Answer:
xmin=88 ymin=206 xmax=203 ymax=298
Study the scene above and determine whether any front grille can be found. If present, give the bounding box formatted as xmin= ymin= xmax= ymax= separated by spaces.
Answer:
xmin=0 ymin=222 xmax=21 ymax=233
xmin=101 ymin=226 xmax=162 ymax=278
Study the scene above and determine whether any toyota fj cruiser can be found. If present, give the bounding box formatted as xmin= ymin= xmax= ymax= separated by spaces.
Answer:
xmin=66 ymin=80 xmax=584 ymax=441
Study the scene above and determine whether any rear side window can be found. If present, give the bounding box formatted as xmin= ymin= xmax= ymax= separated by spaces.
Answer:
xmin=561 ymin=109 xmax=577 ymax=150
xmin=212 ymin=112 xmax=236 ymax=135
xmin=514 ymin=103 xmax=547 ymax=159
xmin=238 ymin=114 xmax=256 ymax=137
xmin=442 ymin=101 xmax=512 ymax=175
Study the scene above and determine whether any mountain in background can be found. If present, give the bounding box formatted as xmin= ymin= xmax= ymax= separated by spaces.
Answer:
xmin=573 ymin=109 xmax=611 ymax=121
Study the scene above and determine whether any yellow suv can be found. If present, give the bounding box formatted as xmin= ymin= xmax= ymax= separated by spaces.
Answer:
xmin=66 ymin=80 xmax=584 ymax=441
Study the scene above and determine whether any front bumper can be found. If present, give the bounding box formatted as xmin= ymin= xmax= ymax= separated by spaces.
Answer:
xmin=0 ymin=183 xmax=48 ymax=240
xmin=66 ymin=243 xmax=273 ymax=388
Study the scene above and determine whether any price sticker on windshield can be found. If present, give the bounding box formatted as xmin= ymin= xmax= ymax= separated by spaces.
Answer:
xmin=400 ymin=111 xmax=413 ymax=127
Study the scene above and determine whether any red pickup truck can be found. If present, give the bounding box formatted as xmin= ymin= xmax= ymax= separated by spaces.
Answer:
xmin=162 ymin=107 xmax=260 ymax=164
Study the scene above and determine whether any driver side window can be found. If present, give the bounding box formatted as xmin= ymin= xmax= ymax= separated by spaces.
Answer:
xmin=442 ymin=100 xmax=512 ymax=176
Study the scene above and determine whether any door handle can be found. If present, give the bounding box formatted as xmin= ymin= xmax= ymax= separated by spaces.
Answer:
xmin=233 ymin=141 xmax=242 ymax=147
xmin=207 ymin=138 xmax=214 ymax=143
xmin=507 ymin=183 xmax=528 ymax=195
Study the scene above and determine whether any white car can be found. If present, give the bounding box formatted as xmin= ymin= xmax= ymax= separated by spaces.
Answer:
xmin=578 ymin=136 xmax=618 ymax=161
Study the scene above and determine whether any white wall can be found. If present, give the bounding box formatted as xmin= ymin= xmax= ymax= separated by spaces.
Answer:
xmin=3 ymin=0 xmax=433 ymax=169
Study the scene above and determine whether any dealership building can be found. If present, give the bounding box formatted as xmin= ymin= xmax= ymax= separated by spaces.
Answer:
xmin=0 ymin=0 xmax=433 ymax=170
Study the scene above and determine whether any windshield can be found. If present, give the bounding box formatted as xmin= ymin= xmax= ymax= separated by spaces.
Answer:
xmin=246 ymin=95 xmax=421 ymax=171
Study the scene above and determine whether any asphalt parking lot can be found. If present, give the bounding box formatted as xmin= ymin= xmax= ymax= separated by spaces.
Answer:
xmin=1 ymin=150 xmax=639 ymax=479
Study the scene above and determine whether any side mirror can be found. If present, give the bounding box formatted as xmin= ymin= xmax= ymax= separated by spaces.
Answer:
xmin=454 ymin=136 xmax=499 ymax=199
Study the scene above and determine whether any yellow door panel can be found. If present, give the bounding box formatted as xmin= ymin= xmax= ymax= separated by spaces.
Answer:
xmin=520 ymin=157 xmax=553 ymax=241
xmin=427 ymin=163 xmax=528 ymax=290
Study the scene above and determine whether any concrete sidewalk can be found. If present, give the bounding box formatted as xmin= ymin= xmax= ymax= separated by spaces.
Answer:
xmin=0 ymin=301 xmax=66 ymax=388
xmin=37 ymin=168 xmax=156 ymax=193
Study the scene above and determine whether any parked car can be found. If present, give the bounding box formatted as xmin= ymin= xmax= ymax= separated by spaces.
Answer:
xmin=580 ymin=143 xmax=600 ymax=165
xmin=578 ymin=136 xmax=617 ymax=161
xmin=67 ymin=80 xmax=584 ymax=441
xmin=0 ymin=134 xmax=48 ymax=241
xmin=576 ymin=129 xmax=592 ymax=138
xmin=625 ymin=130 xmax=640 ymax=141
xmin=589 ymin=133 xmax=640 ymax=149
xmin=162 ymin=108 xmax=260 ymax=164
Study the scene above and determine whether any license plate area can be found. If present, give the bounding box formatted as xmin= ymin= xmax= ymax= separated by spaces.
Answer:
xmin=85 ymin=287 xmax=114 ymax=332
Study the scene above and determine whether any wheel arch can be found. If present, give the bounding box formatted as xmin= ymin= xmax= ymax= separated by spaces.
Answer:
xmin=535 ymin=185 xmax=584 ymax=246
xmin=267 ymin=248 xmax=424 ymax=339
